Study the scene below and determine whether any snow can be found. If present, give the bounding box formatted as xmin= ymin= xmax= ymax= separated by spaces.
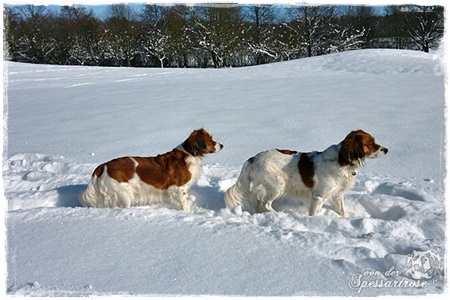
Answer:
xmin=3 ymin=48 xmax=447 ymax=297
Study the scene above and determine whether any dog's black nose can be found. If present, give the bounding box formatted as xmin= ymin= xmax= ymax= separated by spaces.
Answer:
xmin=383 ymin=148 xmax=388 ymax=154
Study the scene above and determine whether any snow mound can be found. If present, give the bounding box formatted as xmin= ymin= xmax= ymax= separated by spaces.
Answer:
xmin=244 ymin=49 xmax=443 ymax=75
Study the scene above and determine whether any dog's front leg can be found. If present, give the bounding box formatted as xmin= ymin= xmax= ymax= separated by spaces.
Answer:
xmin=168 ymin=187 xmax=191 ymax=212
xmin=310 ymin=193 xmax=325 ymax=216
xmin=331 ymin=194 xmax=347 ymax=217
xmin=180 ymin=190 xmax=191 ymax=213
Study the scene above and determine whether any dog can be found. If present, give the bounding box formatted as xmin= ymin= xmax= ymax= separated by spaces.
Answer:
xmin=225 ymin=130 xmax=388 ymax=216
xmin=79 ymin=128 xmax=223 ymax=211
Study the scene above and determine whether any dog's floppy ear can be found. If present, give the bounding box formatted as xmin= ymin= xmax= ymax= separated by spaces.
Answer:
xmin=182 ymin=129 xmax=206 ymax=156
xmin=340 ymin=131 xmax=365 ymax=166
xmin=347 ymin=134 xmax=365 ymax=162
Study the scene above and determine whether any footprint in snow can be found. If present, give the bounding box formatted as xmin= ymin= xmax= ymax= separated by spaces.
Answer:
xmin=357 ymin=198 xmax=407 ymax=222
xmin=372 ymin=182 xmax=426 ymax=202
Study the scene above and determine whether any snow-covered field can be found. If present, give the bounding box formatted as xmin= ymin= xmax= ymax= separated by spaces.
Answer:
xmin=3 ymin=48 xmax=447 ymax=296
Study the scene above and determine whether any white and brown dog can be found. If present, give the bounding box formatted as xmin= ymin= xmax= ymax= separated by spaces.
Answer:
xmin=225 ymin=130 xmax=388 ymax=216
xmin=79 ymin=128 xmax=223 ymax=211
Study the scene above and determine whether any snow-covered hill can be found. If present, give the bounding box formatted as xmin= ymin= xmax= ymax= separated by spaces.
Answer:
xmin=3 ymin=49 xmax=446 ymax=296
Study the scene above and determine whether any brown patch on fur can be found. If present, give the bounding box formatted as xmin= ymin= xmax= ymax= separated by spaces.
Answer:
xmin=93 ymin=150 xmax=192 ymax=189
xmin=104 ymin=157 xmax=136 ymax=183
xmin=298 ymin=153 xmax=315 ymax=188
xmin=93 ymin=163 xmax=105 ymax=178
xmin=182 ymin=128 xmax=221 ymax=156
xmin=360 ymin=133 xmax=380 ymax=156
xmin=133 ymin=150 xmax=192 ymax=189
xmin=277 ymin=149 xmax=298 ymax=155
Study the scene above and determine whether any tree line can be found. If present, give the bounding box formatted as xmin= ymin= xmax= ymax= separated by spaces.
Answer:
xmin=3 ymin=4 xmax=444 ymax=68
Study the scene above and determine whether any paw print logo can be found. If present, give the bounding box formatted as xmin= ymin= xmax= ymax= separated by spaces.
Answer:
xmin=405 ymin=250 xmax=443 ymax=280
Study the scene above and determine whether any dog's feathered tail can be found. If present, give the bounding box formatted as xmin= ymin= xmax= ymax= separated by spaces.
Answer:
xmin=225 ymin=158 xmax=254 ymax=212
xmin=78 ymin=175 xmax=108 ymax=208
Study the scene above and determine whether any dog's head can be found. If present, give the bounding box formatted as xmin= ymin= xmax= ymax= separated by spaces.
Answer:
xmin=339 ymin=130 xmax=388 ymax=166
xmin=182 ymin=128 xmax=223 ymax=157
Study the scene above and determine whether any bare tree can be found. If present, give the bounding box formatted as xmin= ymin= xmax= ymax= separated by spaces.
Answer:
xmin=165 ymin=5 xmax=191 ymax=67
xmin=58 ymin=5 xmax=105 ymax=65
xmin=4 ymin=7 xmax=20 ymax=60
xmin=188 ymin=4 xmax=244 ymax=68
xmin=245 ymin=5 xmax=279 ymax=64
xmin=14 ymin=4 xmax=49 ymax=20
xmin=104 ymin=4 xmax=139 ymax=66
xmin=404 ymin=5 xmax=444 ymax=52
xmin=9 ymin=5 xmax=54 ymax=63
xmin=105 ymin=4 xmax=137 ymax=21
xmin=328 ymin=17 xmax=366 ymax=53
xmin=345 ymin=5 xmax=374 ymax=45
xmin=140 ymin=5 xmax=175 ymax=68
xmin=384 ymin=5 xmax=410 ymax=49
xmin=285 ymin=5 xmax=336 ymax=57
xmin=60 ymin=5 xmax=93 ymax=21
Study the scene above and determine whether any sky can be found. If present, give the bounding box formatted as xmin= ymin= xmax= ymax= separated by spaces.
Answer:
xmin=4 ymin=0 xmax=446 ymax=18
xmin=4 ymin=1 xmax=399 ymax=20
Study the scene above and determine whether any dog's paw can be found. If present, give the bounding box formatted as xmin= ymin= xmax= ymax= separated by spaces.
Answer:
xmin=231 ymin=205 xmax=243 ymax=216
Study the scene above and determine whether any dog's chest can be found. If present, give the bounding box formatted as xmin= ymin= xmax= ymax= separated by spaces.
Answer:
xmin=336 ymin=172 xmax=356 ymax=192
xmin=313 ymin=157 xmax=357 ymax=192
xmin=185 ymin=156 xmax=203 ymax=186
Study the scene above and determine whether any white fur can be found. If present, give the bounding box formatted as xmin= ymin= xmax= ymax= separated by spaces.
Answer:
xmin=225 ymin=143 xmax=386 ymax=216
